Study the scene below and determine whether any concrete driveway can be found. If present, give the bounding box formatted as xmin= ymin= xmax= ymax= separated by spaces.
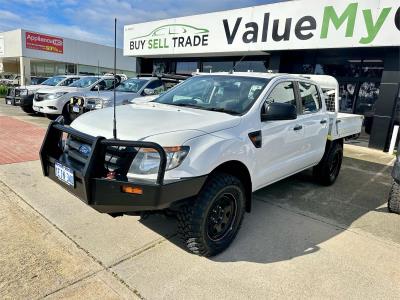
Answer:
xmin=0 ymin=101 xmax=399 ymax=299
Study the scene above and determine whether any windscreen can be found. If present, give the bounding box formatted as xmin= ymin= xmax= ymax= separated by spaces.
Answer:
xmin=115 ymin=78 xmax=148 ymax=93
xmin=41 ymin=76 xmax=66 ymax=86
xmin=154 ymin=75 xmax=269 ymax=115
xmin=69 ymin=77 xmax=98 ymax=88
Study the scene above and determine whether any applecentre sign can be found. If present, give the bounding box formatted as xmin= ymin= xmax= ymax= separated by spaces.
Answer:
xmin=124 ymin=0 xmax=400 ymax=57
xmin=25 ymin=32 xmax=64 ymax=54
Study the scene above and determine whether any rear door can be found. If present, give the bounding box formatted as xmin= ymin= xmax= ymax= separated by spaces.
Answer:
xmin=254 ymin=81 xmax=307 ymax=189
xmin=295 ymin=81 xmax=329 ymax=166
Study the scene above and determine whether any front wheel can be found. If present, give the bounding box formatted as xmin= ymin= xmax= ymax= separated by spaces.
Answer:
xmin=177 ymin=173 xmax=245 ymax=257
xmin=388 ymin=180 xmax=400 ymax=214
xmin=313 ymin=142 xmax=343 ymax=186
xmin=45 ymin=114 xmax=59 ymax=120
xmin=21 ymin=106 xmax=34 ymax=114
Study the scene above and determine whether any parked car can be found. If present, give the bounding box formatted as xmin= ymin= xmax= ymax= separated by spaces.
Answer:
xmin=31 ymin=76 xmax=49 ymax=85
xmin=67 ymin=76 xmax=182 ymax=121
xmin=33 ymin=75 xmax=121 ymax=122
xmin=104 ymin=73 xmax=128 ymax=81
xmin=40 ymin=73 xmax=363 ymax=256
xmin=0 ymin=74 xmax=20 ymax=86
xmin=5 ymin=75 xmax=81 ymax=113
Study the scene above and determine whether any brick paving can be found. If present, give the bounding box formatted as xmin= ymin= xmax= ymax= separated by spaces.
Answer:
xmin=0 ymin=116 xmax=46 ymax=165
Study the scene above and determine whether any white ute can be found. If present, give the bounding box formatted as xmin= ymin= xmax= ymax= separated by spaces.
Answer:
xmin=40 ymin=72 xmax=363 ymax=256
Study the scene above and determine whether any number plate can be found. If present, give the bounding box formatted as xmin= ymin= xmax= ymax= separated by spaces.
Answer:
xmin=55 ymin=162 xmax=74 ymax=186
xmin=72 ymin=105 xmax=80 ymax=113
xmin=6 ymin=100 xmax=11 ymax=105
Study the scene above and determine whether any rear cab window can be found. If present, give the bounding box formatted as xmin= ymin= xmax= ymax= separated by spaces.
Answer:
xmin=298 ymin=81 xmax=322 ymax=114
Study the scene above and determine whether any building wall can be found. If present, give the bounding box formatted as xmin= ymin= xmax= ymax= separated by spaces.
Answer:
xmin=0 ymin=29 xmax=22 ymax=58
xmin=21 ymin=30 xmax=135 ymax=71
xmin=0 ymin=29 xmax=136 ymax=73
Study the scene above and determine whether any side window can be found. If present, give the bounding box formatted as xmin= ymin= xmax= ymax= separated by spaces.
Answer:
xmin=299 ymin=82 xmax=321 ymax=114
xmin=266 ymin=82 xmax=296 ymax=106
xmin=103 ymin=79 xmax=117 ymax=90
xmin=146 ymin=80 xmax=165 ymax=95
xmin=60 ymin=78 xmax=72 ymax=86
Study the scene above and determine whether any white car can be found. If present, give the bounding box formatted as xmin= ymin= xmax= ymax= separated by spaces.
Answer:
xmin=40 ymin=72 xmax=363 ymax=256
xmin=33 ymin=75 xmax=119 ymax=121
xmin=5 ymin=75 xmax=81 ymax=113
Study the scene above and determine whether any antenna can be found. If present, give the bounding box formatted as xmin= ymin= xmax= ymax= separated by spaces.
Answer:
xmin=113 ymin=18 xmax=117 ymax=140
xmin=230 ymin=56 xmax=247 ymax=74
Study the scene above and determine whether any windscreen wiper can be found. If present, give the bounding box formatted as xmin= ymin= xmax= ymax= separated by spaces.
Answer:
xmin=206 ymin=108 xmax=241 ymax=115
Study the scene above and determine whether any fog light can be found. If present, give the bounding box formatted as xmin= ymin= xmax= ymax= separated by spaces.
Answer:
xmin=121 ymin=186 xmax=143 ymax=195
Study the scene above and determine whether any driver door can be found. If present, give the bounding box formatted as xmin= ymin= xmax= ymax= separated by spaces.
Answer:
xmin=253 ymin=81 xmax=306 ymax=189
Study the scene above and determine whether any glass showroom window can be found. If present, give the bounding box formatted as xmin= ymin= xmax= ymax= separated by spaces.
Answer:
xmin=202 ymin=61 xmax=234 ymax=73
xmin=176 ymin=62 xmax=198 ymax=74
xmin=234 ymin=60 xmax=269 ymax=72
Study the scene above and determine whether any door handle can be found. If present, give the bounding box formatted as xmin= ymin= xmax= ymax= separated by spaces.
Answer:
xmin=320 ymin=119 xmax=327 ymax=124
xmin=293 ymin=125 xmax=303 ymax=131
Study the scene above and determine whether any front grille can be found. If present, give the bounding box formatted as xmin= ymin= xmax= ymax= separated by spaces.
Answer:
xmin=35 ymin=93 xmax=47 ymax=101
xmin=64 ymin=135 xmax=137 ymax=178
xmin=104 ymin=146 xmax=137 ymax=174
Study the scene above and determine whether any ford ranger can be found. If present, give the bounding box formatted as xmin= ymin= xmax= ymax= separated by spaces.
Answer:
xmin=40 ymin=73 xmax=363 ymax=256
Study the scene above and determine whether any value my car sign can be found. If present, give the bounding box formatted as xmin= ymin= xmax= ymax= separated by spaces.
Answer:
xmin=124 ymin=0 xmax=400 ymax=57
xmin=25 ymin=32 xmax=64 ymax=54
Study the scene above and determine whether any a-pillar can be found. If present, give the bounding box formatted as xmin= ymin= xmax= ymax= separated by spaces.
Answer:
xmin=19 ymin=56 xmax=31 ymax=85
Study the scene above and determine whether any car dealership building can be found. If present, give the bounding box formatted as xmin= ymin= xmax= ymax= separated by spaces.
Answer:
xmin=124 ymin=0 xmax=400 ymax=151
xmin=0 ymin=29 xmax=136 ymax=85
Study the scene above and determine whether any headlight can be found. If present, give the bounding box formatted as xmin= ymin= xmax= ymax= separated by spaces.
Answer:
xmin=128 ymin=146 xmax=190 ymax=176
xmin=46 ymin=92 xmax=68 ymax=100
xmin=19 ymin=89 xmax=28 ymax=96
xmin=94 ymin=98 xmax=111 ymax=109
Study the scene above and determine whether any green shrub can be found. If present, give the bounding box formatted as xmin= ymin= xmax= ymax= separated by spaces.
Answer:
xmin=0 ymin=85 xmax=8 ymax=97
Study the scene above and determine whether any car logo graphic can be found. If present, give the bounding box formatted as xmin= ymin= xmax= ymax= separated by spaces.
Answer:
xmin=79 ymin=145 xmax=91 ymax=156
xmin=131 ymin=24 xmax=209 ymax=40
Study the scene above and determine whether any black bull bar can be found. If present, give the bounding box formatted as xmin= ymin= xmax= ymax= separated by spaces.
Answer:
xmin=39 ymin=120 xmax=207 ymax=214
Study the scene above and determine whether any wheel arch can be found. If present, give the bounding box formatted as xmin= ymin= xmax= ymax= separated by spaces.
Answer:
xmin=210 ymin=160 xmax=253 ymax=213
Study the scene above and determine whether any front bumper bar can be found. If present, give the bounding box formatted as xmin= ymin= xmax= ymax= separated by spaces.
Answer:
xmin=40 ymin=121 xmax=207 ymax=214
xmin=5 ymin=94 xmax=33 ymax=107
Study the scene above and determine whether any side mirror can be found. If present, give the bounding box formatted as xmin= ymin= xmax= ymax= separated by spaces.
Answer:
xmin=261 ymin=102 xmax=297 ymax=122
xmin=143 ymin=88 xmax=155 ymax=95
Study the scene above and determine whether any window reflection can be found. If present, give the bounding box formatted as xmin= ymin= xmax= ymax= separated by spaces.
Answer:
xmin=355 ymin=82 xmax=380 ymax=115
xmin=202 ymin=61 xmax=234 ymax=73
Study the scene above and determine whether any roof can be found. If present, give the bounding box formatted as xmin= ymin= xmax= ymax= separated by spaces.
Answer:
xmin=194 ymin=72 xmax=280 ymax=79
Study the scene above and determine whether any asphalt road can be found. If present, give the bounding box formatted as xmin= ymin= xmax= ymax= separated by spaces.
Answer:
xmin=0 ymin=101 xmax=399 ymax=299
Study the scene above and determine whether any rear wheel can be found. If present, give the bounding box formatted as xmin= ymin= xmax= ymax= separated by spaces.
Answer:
xmin=313 ymin=142 xmax=343 ymax=186
xmin=388 ymin=180 xmax=400 ymax=214
xmin=177 ymin=173 xmax=245 ymax=257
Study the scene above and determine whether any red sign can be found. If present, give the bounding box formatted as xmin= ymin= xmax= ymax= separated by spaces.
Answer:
xmin=25 ymin=32 xmax=63 ymax=54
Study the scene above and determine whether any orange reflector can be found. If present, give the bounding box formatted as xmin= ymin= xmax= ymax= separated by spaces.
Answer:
xmin=121 ymin=186 xmax=143 ymax=195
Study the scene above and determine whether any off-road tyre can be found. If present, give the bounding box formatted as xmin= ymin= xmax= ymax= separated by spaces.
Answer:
xmin=45 ymin=114 xmax=59 ymax=120
xmin=21 ymin=106 xmax=34 ymax=114
xmin=313 ymin=142 xmax=343 ymax=186
xmin=62 ymin=104 xmax=72 ymax=125
xmin=388 ymin=180 xmax=400 ymax=214
xmin=177 ymin=173 xmax=245 ymax=257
